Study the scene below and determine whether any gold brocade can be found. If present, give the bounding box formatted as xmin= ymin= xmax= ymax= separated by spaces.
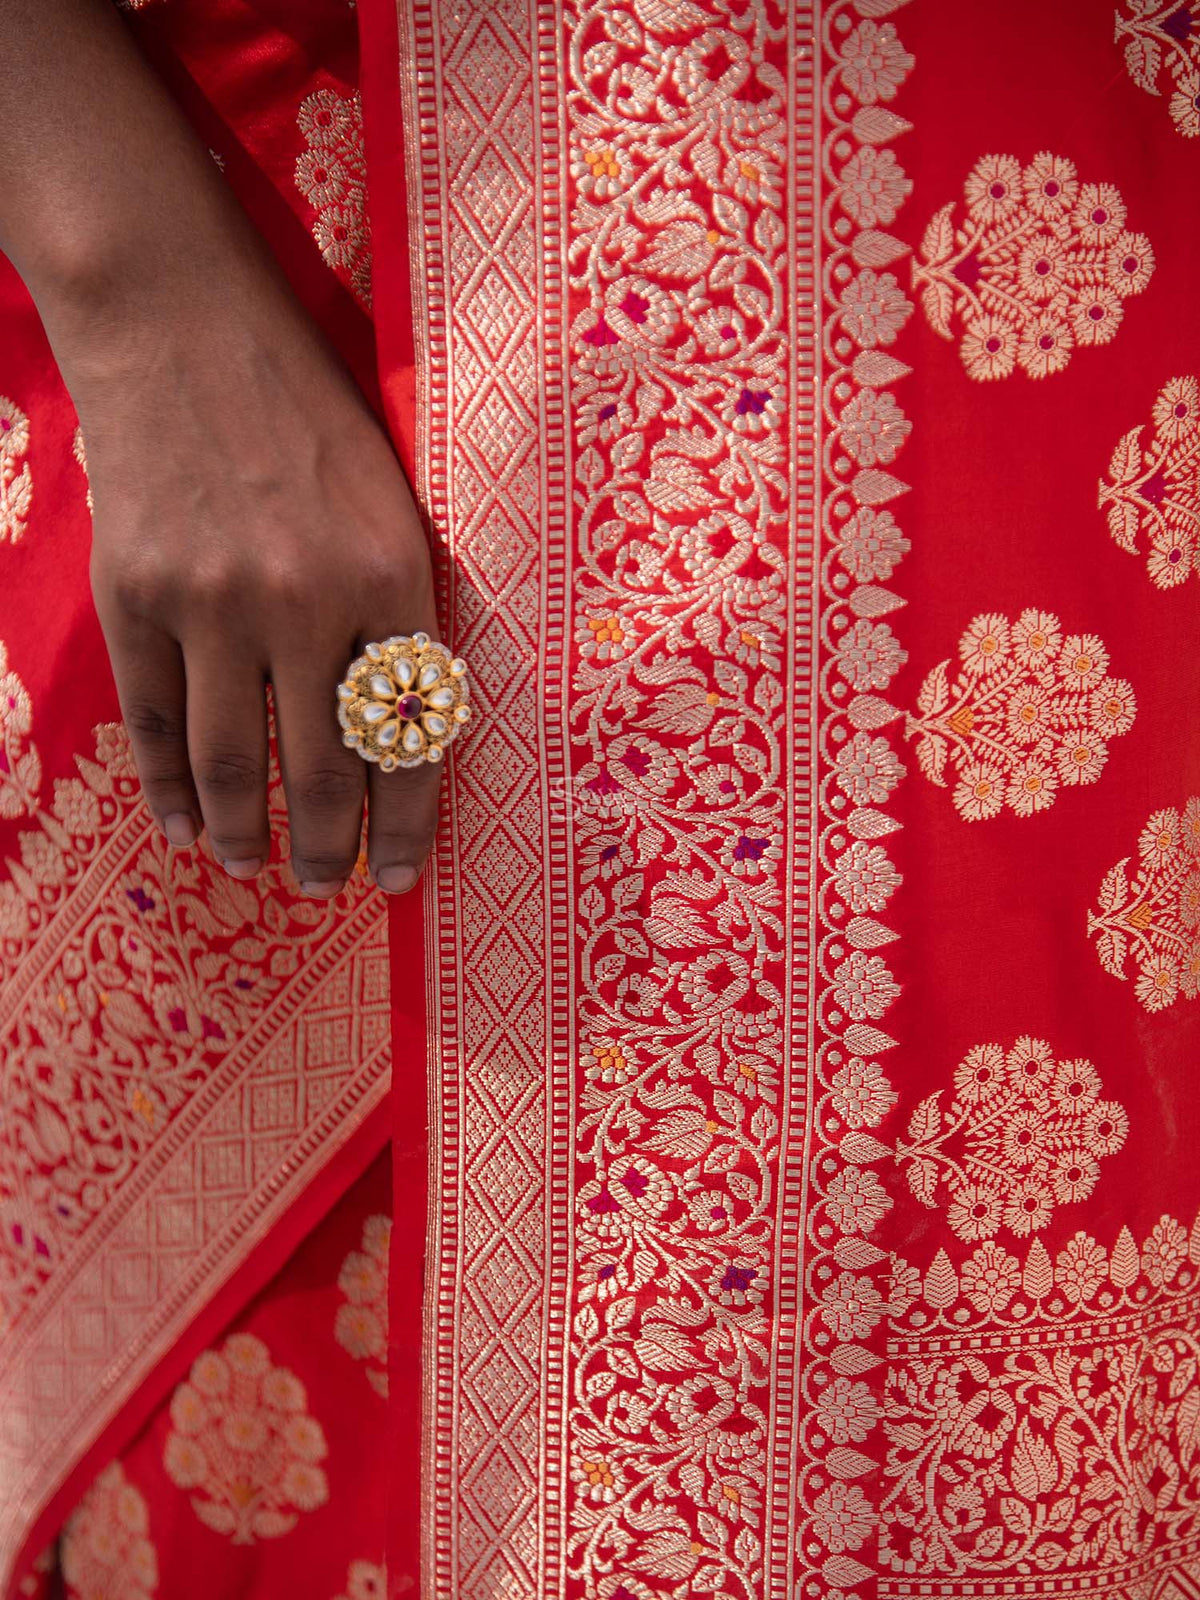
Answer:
xmin=0 ymin=660 xmax=389 ymax=1582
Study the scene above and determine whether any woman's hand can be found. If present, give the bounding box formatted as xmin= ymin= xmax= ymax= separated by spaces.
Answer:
xmin=0 ymin=0 xmax=440 ymax=898
xmin=74 ymin=274 xmax=440 ymax=899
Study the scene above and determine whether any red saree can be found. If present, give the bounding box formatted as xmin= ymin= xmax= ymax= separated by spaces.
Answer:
xmin=2 ymin=0 xmax=1200 ymax=1596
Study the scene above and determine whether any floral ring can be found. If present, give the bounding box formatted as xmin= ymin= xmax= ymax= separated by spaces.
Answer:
xmin=336 ymin=632 xmax=471 ymax=770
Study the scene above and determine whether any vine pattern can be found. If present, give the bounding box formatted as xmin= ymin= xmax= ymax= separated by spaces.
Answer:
xmin=560 ymin=0 xmax=917 ymax=1591
xmin=294 ymin=90 xmax=372 ymax=310
xmin=882 ymin=1210 xmax=1200 ymax=1590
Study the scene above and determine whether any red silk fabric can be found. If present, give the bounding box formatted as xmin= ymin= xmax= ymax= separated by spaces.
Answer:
xmin=3 ymin=1 xmax=1200 ymax=1598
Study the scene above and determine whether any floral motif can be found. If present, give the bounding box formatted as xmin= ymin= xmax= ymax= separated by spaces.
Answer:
xmin=905 ymin=608 xmax=1135 ymax=820
xmin=60 ymin=1463 xmax=157 ymax=1600
xmin=1088 ymin=796 xmax=1200 ymax=1010
xmin=334 ymin=1212 xmax=390 ymax=1397
xmin=894 ymin=1038 xmax=1128 ymax=1241
xmin=332 ymin=1560 xmax=387 ymax=1600
xmin=884 ymin=1209 xmax=1200 ymax=1590
xmin=295 ymin=90 xmax=371 ymax=309
xmin=557 ymin=0 xmax=919 ymax=1590
xmin=1116 ymin=2 xmax=1200 ymax=137
xmin=914 ymin=153 xmax=1153 ymax=380
xmin=0 ymin=638 xmax=40 ymax=821
xmin=1099 ymin=374 xmax=1200 ymax=587
xmin=163 ymin=1332 xmax=329 ymax=1543
xmin=0 ymin=397 xmax=31 ymax=545
xmin=72 ymin=426 xmax=93 ymax=515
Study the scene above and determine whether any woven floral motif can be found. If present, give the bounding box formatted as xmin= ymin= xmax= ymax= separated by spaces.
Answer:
xmin=894 ymin=1038 xmax=1128 ymax=1242
xmin=294 ymin=90 xmax=371 ymax=309
xmin=914 ymin=152 xmax=1154 ymax=380
xmin=0 ymin=638 xmax=39 ymax=822
xmin=1099 ymin=375 xmax=1200 ymax=588
xmin=60 ymin=1463 xmax=157 ymax=1599
xmin=1088 ymin=797 xmax=1200 ymax=1011
xmin=334 ymin=1212 xmax=389 ymax=1397
xmin=332 ymin=1560 xmax=386 ymax=1600
xmin=905 ymin=609 xmax=1137 ymax=820
xmin=1116 ymin=1 xmax=1200 ymax=138
xmin=558 ymin=2 xmax=917 ymax=1593
xmin=883 ymin=1210 xmax=1200 ymax=1589
xmin=72 ymin=426 xmax=93 ymax=516
xmin=163 ymin=1332 xmax=329 ymax=1543
xmin=0 ymin=397 xmax=31 ymax=546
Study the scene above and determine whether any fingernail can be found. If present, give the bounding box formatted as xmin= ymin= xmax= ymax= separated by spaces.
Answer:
xmin=299 ymin=879 xmax=344 ymax=899
xmin=376 ymin=864 xmax=419 ymax=894
xmin=222 ymin=857 xmax=262 ymax=880
xmin=163 ymin=812 xmax=197 ymax=848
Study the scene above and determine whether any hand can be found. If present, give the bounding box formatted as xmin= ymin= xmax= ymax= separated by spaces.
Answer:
xmin=69 ymin=263 xmax=440 ymax=899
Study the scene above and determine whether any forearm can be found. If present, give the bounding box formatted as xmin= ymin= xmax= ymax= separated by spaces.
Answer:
xmin=0 ymin=0 xmax=271 ymax=359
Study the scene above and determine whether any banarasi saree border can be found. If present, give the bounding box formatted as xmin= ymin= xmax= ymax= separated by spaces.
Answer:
xmin=373 ymin=0 xmax=887 ymax=1593
xmin=370 ymin=0 xmax=1200 ymax=1596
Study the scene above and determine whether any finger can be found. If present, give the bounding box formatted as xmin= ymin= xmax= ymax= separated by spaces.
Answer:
xmin=104 ymin=612 xmax=201 ymax=849
xmin=185 ymin=643 xmax=272 ymax=878
xmin=359 ymin=616 xmax=444 ymax=895
xmin=272 ymin=647 xmax=367 ymax=898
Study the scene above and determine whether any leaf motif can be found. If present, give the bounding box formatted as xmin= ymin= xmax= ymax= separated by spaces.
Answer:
xmin=645 ymin=458 xmax=711 ymax=511
xmin=633 ymin=1326 xmax=694 ymax=1370
xmin=845 ymin=808 xmax=902 ymax=842
xmin=830 ymin=1343 xmax=882 ymax=1375
xmin=840 ymin=1131 xmax=891 ymax=1164
xmin=826 ymin=1446 xmax=874 ymax=1478
xmin=851 ymin=470 xmax=909 ymax=507
xmin=852 ymin=106 xmax=912 ymax=145
xmin=1124 ymin=34 xmax=1162 ymax=94
xmin=906 ymin=1093 xmax=942 ymax=1144
xmin=852 ymin=0 xmax=913 ymax=16
xmin=919 ymin=202 xmax=956 ymax=269
xmin=1105 ymin=498 xmax=1142 ymax=555
xmin=915 ymin=731 xmax=949 ymax=787
xmin=640 ymin=220 xmax=714 ymax=278
xmin=1096 ymin=858 xmax=1130 ymax=914
xmin=1110 ymin=1225 xmax=1140 ymax=1288
xmin=849 ymin=583 xmax=905 ymax=617
xmin=1178 ymin=1385 xmax=1200 ymax=1467
xmin=1092 ymin=927 xmax=1128 ymax=979
xmin=843 ymin=1022 xmax=898 ymax=1054
xmin=642 ymin=1108 xmax=713 ymax=1159
xmin=852 ymin=350 xmax=912 ymax=388
xmin=1010 ymin=1419 xmax=1058 ymax=1499
xmin=634 ymin=1531 xmax=702 ymax=1581
xmin=902 ymin=1154 xmax=935 ymax=1211
xmin=1107 ymin=426 xmax=1144 ymax=486
xmin=924 ymin=1248 xmax=958 ymax=1307
xmin=1052 ymin=1417 xmax=1080 ymax=1490
xmin=851 ymin=229 xmax=909 ymax=269
xmin=614 ymin=926 xmax=650 ymax=959
xmin=920 ymin=279 xmax=954 ymax=339
xmin=1023 ymin=1237 xmax=1053 ymax=1301
xmin=848 ymin=694 xmax=901 ymax=731
xmin=846 ymin=916 xmax=897 ymax=949
xmin=917 ymin=659 xmax=950 ymax=716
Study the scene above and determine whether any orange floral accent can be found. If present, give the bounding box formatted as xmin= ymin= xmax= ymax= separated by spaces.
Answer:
xmin=162 ymin=1332 xmax=329 ymax=1543
xmin=1116 ymin=2 xmax=1200 ymax=138
xmin=334 ymin=1213 xmax=390 ymax=1397
xmin=914 ymin=153 xmax=1153 ymax=380
xmin=60 ymin=1463 xmax=157 ymax=1600
xmin=906 ymin=609 xmax=1135 ymax=820
xmin=1088 ymin=797 xmax=1200 ymax=1011
xmin=895 ymin=1038 xmax=1128 ymax=1241
xmin=1100 ymin=375 xmax=1200 ymax=587
xmin=294 ymin=90 xmax=371 ymax=310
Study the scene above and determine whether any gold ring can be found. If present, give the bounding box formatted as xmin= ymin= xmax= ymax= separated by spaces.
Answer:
xmin=336 ymin=632 xmax=471 ymax=770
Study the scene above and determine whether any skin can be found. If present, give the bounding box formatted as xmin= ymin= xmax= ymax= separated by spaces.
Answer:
xmin=0 ymin=0 xmax=440 ymax=897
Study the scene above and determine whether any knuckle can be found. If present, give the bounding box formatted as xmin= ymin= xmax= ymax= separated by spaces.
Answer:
xmin=293 ymin=764 xmax=362 ymax=811
xmin=194 ymin=749 xmax=265 ymax=797
xmin=107 ymin=551 xmax=179 ymax=616
xmin=124 ymin=701 xmax=188 ymax=746
xmin=290 ymin=847 xmax=357 ymax=879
